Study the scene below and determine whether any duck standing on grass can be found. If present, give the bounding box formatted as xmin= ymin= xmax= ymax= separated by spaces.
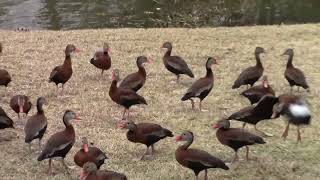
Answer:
xmin=48 ymin=44 xmax=80 ymax=95
xmin=282 ymin=49 xmax=309 ymax=93
xmin=161 ymin=42 xmax=194 ymax=83
xmin=37 ymin=110 xmax=80 ymax=175
xmin=213 ymin=119 xmax=266 ymax=163
xmin=232 ymin=47 xmax=265 ymax=89
xmin=90 ymin=43 xmax=111 ymax=76
xmin=181 ymin=57 xmax=218 ymax=111
xmin=175 ymin=131 xmax=229 ymax=180
xmin=24 ymin=97 xmax=47 ymax=152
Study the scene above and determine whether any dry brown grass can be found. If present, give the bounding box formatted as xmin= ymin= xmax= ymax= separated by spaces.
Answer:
xmin=0 ymin=24 xmax=320 ymax=180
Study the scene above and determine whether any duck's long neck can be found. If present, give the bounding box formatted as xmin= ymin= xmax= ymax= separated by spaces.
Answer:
xmin=109 ymin=80 xmax=118 ymax=95
xmin=138 ymin=65 xmax=146 ymax=77
xmin=63 ymin=117 xmax=74 ymax=132
xmin=63 ymin=54 xmax=72 ymax=68
xmin=180 ymin=139 xmax=193 ymax=150
xmin=164 ymin=49 xmax=172 ymax=59
xmin=286 ymin=54 xmax=294 ymax=68
xmin=37 ymin=103 xmax=44 ymax=114
xmin=206 ymin=66 xmax=213 ymax=78
xmin=255 ymin=53 xmax=263 ymax=68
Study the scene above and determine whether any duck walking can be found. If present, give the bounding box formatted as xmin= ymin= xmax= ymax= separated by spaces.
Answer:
xmin=175 ymin=131 xmax=229 ymax=180
xmin=232 ymin=47 xmax=265 ymax=89
xmin=109 ymin=70 xmax=147 ymax=119
xmin=272 ymin=94 xmax=311 ymax=143
xmin=213 ymin=119 xmax=266 ymax=163
xmin=282 ymin=49 xmax=309 ymax=93
xmin=119 ymin=56 xmax=152 ymax=92
xmin=161 ymin=42 xmax=194 ymax=83
xmin=226 ymin=95 xmax=279 ymax=137
xmin=241 ymin=75 xmax=275 ymax=104
xmin=117 ymin=119 xmax=173 ymax=160
xmin=90 ymin=43 xmax=111 ymax=76
xmin=37 ymin=110 xmax=80 ymax=175
xmin=181 ymin=57 xmax=218 ymax=111
xmin=24 ymin=97 xmax=47 ymax=152
xmin=48 ymin=44 xmax=80 ymax=95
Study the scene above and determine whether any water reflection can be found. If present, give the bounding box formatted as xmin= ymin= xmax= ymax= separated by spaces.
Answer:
xmin=0 ymin=0 xmax=319 ymax=30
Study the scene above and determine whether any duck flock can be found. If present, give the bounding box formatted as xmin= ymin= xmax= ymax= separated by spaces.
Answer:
xmin=0 ymin=40 xmax=312 ymax=180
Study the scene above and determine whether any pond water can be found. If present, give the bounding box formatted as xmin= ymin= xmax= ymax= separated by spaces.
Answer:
xmin=0 ymin=0 xmax=320 ymax=30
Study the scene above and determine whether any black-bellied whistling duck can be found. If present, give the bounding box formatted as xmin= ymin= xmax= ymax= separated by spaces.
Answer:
xmin=181 ymin=57 xmax=218 ymax=111
xmin=74 ymin=137 xmax=108 ymax=169
xmin=161 ymin=42 xmax=194 ymax=83
xmin=48 ymin=44 xmax=80 ymax=95
xmin=282 ymin=49 xmax=309 ymax=93
xmin=272 ymin=94 xmax=311 ymax=143
xmin=109 ymin=70 xmax=147 ymax=119
xmin=80 ymin=162 xmax=127 ymax=180
xmin=213 ymin=119 xmax=266 ymax=163
xmin=0 ymin=107 xmax=14 ymax=129
xmin=232 ymin=47 xmax=265 ymax=89
xmin=24 ymin=97 xmax=47 ymax=151
xmin=175 ymin=131 xmax=229 ymax=180
xmin=241 ymin=75 xmax=275 ymax=104
xmin=10 ymin=95 xmax=32 ymax=123
xmin=0 ymin=69 xmax=11 ymax=94
xmin=37 ymin=110 xmax=80 ymax=175
xmin=90 ymin=43 xmax=111 ymax=76
xmin=226 ymin=95 xmax=279 ymax=137
xmin=119 ymin=56 xmax=152 ymax=92
xmin=117 ymin=119 xmax=173 ymax=160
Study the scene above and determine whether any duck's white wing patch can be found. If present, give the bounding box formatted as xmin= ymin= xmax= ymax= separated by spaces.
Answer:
xmin=289 ymin=104 xmax=310 ymax=117
xmin=48 ymin=142 xmax=72 ymax=156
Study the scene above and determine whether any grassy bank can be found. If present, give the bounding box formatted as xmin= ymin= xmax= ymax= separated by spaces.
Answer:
xmin=0 ymin=24 xmax=320 ymax=180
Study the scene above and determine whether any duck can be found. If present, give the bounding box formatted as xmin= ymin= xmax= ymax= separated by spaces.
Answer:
xmin=175 ymin=131 xmax=229 ymax=180
xmin=90 ymin=43 xmax=111 ymax=76
xmin=74 ymin=137 xmax=108 ymax=169
xmin=213 ymin=119 xmax=266 ymax=163
xmin=226 ymin=95 xmax=279 ymax=137
xmin=10 ymin=95 xmax=32 ymax=120
xmin=109 ymin=70 xmax=147 ymax=119
xmin=80 ymin=162 xmax=127 ymax=180
xmin=117 ymin=119 xmax=173 ymax=160
xmin=240 ymin=75 xmax=275 ymax=104
xmin=272 ymin=94 xmax=311 ymax=143
xmin=282 ymin=49 xmax=309 ymax=93
xmin=161 ymin=42 xmax=194 ymax=83
xmin=0 ymin=106 xmax=14 ymax=129
xmin=181 ymin=57 xmax=218 ymax=111
xmin=24 ymin=97 xmax=47 ymax=151
xmin=232 ymin=47 xmax=265 ymax=89
xmin=119 ymin=56 xmax=152 ymax=92
xmin=0 ymin=69 xmax=11 ymax=93
xmin=48 ymin=44 xmax=80 ymax=95
xmin=37 ymin=110 xmax=80 ymax=175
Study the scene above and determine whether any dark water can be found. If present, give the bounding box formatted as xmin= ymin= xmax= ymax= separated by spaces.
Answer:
xmin=0 ymin=0 xmax=320 ymax=30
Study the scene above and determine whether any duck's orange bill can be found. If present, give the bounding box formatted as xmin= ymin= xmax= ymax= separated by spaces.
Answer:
xmin=175 ymin=136 xmax=182 ymax=142
xmin=19 ymin=106 xmax=23 ymax=113
xmin=117 ymin=122 xmax=125 ymax=128
xmin=108 ymin=48 xmax=112 ymax=53
xmin=83 ymin=143 xmax=89 ymax=153
xmin=74 ymin=116 xmax=81 ymax=122
xmin=212 ymin=124 xmax=219 ymax=129
xmin=75 ymin=48 xmax=81 ymax=53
